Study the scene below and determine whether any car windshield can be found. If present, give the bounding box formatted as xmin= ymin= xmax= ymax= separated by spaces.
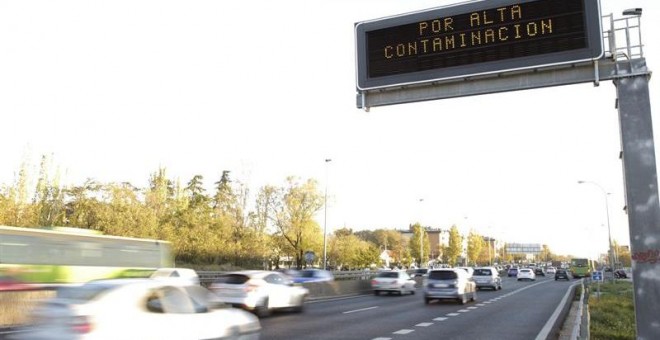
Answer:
xmin=377 ymin=271 xmax=399 ymax=278
xmin=474 ymin=269 xmax=492 ymax=276
xmin=428 ymin=271 xmax=457 ymax=280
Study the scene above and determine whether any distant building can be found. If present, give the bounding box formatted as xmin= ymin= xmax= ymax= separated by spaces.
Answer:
xmin=399 ymin=226 xmax=450 ymax=262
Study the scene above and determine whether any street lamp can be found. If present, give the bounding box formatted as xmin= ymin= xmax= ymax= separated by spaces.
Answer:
xmin=578 ymin=180 xmax=616 ymax=282
xmin=419 ymin=198 xmax=424 ymax=268
xmin=323 ymin=158 xmax=331 ymax=270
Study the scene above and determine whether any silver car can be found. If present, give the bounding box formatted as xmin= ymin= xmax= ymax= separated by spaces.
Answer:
xmin=472 ymin=267 xmax=502 ymax=290
xmin=209 ymin=270 xmax=309 ymax=317
xmin=424 ymin=268 xmax=477 ymax=305
xmin=371 ymin=270 xmax=416 ymax=295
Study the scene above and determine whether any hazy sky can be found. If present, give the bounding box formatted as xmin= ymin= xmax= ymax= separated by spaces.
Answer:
xmin=2 ymin=0 xmax=657 ymax=259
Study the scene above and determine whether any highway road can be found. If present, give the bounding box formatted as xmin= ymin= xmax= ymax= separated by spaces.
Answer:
xmin=260 ymin=275 xmax=578 ymax=340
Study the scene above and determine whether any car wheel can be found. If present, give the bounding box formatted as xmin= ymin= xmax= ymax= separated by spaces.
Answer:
xmin=424 ymin=297 xmax=431 ymax=304
xmin=471 ymin=291 xmax=477 ymax=302
xmin=459 ymin=294 xmax=467 ymax=305
xmin=292 ymin=295 xmax=305 ymax=313
xmin=255 ymin=298 xmax=271 ymax=318
xmin=374 ymin=290 xmax=379 ymax=296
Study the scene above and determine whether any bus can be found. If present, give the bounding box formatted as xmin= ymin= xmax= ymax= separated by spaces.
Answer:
xmin=569 ymin=258 xmax=593 ymax=278
xmin=0 ymin=225 xmax=173 ymax=284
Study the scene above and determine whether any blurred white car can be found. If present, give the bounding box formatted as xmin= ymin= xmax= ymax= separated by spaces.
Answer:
xmin=150 ymin=268 xmax=200 ymax=285
xmin=456 ymin=267 xmax=474 ymax=278
xmin=517 ymin=268 xmax=536 ymax=281
xmin=18 ymin=278 xmax=260 ymax=340
xmin=371 ymin=270 xmax=416 ymax=295
xmin=209 ymin=270 xmax=309 ymax=317
xmin=546 ymin=267 xmax=557 ymax=275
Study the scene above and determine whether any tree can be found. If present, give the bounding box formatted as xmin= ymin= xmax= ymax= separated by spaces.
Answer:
xmin=446 ymin=225 xmax=463 ymax=266
xmin=467 ymin=230 xmax=484 ymax=266
xmin=269 ymin=177 xmax=324 ymax=269
xmin=408 ymin=223 xmax=430 ymax=267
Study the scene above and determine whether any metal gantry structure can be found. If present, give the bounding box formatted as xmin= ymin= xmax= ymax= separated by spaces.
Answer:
xmin=356 ymin=5 xmax=656 ymax=338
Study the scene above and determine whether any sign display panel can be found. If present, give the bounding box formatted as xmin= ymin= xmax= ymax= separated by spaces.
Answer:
xmin=355 ymin=0 xmax=603 ymax=90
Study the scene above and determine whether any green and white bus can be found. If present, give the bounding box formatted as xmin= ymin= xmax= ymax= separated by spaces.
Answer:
xmin=0 ymin=225 xmax=173 ymax=284
xmin=569 ymin=258 xmax=593 ymax=279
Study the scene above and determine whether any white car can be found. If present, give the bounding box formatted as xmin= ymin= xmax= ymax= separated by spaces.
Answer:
xmin=17 ymin=278 xmax=260 ymax=340
xmin=209 ymin=270 xmax=309 ymax=317
xmin=150 ymin=268 xmax=200 ymax=286
xmin=371 ymin=270 xmax=416 ymax=295
xmin=456 ymin=266 xmax=474 ymax=278
xmin=546 ymin=267 xmax=557 ymax=275
xmin=517 ymin=268 xmax=536 ymax=281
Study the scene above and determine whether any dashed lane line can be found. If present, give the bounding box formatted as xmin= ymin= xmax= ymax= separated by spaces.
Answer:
xmin=446 ymin=313 xmax=460 ymax=316
xmin=393 ymin=329 xmax=414 ymax=335
xmin=416 ymin=323 xmax=433 ymax=327
xmin=433 ymin=317 xmax=448 ymax=321
xmin=343 ymin=306 xmax=379 ymax=314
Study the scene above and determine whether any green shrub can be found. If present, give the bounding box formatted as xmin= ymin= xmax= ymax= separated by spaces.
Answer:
xmin=589 ymin=281 xmax=635 ymax=340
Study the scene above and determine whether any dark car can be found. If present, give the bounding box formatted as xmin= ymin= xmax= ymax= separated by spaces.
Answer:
xmin=507 ymin=267 xmax=519 ymax=277
xmin=614 ymin=269 xmax=628 ymax=279
xmin=555 ymin=268 xmax=570 ymax=281
xmin=534 ymin=268 xmax=545 ymax=276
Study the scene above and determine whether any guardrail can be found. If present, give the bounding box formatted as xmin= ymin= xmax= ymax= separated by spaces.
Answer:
xmin=197 ymin=270 xmax=378 ymax=286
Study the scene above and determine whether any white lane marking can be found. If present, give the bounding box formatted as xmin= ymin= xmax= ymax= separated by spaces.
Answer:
xmin=416 ymin=323 xmax=433 ymax=327
xmin=447 ymin=313 xmax=460 ymax=316
xmin=458 ymin=309 xmax=470 ymax=313
xmin=535 ymin=281 xmax=582 ymax=340
xmin=433 ymin=317 xmax=448 ymax=321
xmin=484 ymin=301 xmax=492 ymax=304
xmin=343 ymin=306 xmax=379 ymax=314
xmin=393 ymin=329 xmax=414 ymax=335
xmin=372 ymin=338 xmax=391 ymax=340
xmin=477 ymin=303 xmax=486 ymax=306
xmin=467 ymin=306 xmax=478 ymax=310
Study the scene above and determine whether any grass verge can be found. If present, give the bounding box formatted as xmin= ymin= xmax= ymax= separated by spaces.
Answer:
xmin=588 ymin=281 xmax=635 ymax=340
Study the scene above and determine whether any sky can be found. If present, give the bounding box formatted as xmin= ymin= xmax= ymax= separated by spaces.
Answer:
xmin=1 ymin=0 xmax=657 ymax=259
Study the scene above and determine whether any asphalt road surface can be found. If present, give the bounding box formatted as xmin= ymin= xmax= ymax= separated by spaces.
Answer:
xmin=260 ymin=275 xmax=577 ymax=340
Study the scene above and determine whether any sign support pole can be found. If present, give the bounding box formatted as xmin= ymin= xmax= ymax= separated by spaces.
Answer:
xmin=615 ymin=58 xmax=658 ymax=340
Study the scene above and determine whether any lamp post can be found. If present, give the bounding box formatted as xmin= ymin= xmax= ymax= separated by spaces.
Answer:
xmin=578 ymin=180 xmax=615 ymax=283
xmin=323 ymin=159 xmax=331 ymax=270
xmin=419 ymin=198 xmax=424 ymax=268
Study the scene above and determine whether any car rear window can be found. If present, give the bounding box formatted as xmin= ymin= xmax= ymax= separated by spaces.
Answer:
xmin=377 ymin=272 xmax=399 ymax=278
xmin=428 ymin=271 xmax=457 ymax=280
xmin=213 ymin=274 xmax=249 ymax=284
xmin=474 ymin=269 xmax=491 ymax=276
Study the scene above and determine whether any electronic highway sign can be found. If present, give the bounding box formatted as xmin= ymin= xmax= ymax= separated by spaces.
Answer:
xmin=355 ymin=0 xmax=603 ymax=90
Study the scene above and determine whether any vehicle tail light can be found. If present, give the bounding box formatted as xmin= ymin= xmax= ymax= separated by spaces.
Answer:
xmin=371 ymin=280 xmax=377 ymax=285
xmin=244 ymin=281 xmax=262 ymax=293
xmin=70 ymin=316 xmax=93 ymax=334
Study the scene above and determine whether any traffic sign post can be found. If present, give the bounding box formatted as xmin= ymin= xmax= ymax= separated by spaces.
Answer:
xmin=592 ymin=271 xmax=603 ymax=299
